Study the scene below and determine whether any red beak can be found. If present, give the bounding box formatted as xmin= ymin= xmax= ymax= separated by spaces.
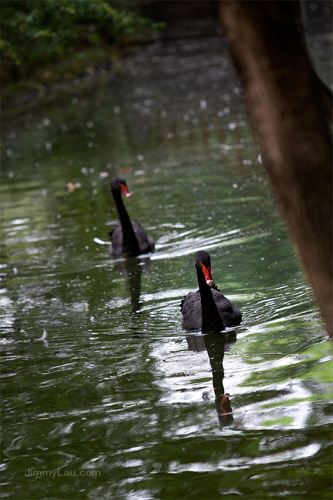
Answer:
xmin=201 ymin=262 xmax=214 ymax=287
xmin=120 ymin=183 xmax=132 ymax=198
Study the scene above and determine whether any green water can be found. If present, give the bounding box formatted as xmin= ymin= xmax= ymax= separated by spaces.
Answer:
xmin=1 ymin=35 xmax=332 ymax=499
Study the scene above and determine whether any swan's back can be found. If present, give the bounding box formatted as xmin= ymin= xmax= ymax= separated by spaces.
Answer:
xmin=213 ymin=288 xmax=242 ymax=326
xmin=132 ymin=221 xmax=155 ymax=254
xmin=110 ymin=221 xmax=154 ymax=256
xmin=181 ymin=288 xmax=242 ymax=330
xmin=181 ymin=291 xmax=202 ymax=330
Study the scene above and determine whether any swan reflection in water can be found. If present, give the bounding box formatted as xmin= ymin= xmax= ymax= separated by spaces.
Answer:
xmin=113 ymin=257 xmax=152 ymax=314
xmin=187 ymin=330 xmax=237 ymax=426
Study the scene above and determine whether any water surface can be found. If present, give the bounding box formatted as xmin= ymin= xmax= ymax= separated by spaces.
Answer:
xmin=1 ymin=34 xmax=332 ymax=499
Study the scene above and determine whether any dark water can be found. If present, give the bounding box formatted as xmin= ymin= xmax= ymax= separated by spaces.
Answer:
xmin=1 ymin=34 xmax=332 ymax=500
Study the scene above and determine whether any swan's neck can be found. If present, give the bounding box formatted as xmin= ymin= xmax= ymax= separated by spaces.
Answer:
xmin=197 ymin=267 xmax=224 ymax=333
xmin=112 ymin=189 xmax=140 ymax=256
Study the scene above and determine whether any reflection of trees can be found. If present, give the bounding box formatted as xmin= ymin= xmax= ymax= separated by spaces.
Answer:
xmin=187 ymin=331 xmax=236 ymax=426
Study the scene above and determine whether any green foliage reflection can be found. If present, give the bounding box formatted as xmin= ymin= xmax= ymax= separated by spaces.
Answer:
xmin=1 ymin=0 xmax=162 ymax=80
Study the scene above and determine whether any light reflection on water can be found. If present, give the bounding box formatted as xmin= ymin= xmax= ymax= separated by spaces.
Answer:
xmin=1 ymin=33 xmax=332 ymax=500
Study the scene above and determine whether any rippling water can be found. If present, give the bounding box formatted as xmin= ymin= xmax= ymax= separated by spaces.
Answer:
xmin=1 ymin=33 xmax=332 ymax=499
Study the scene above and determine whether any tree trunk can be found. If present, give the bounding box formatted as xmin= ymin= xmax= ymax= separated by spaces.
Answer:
xmin=217 ymin=1 xmax=332 ymax=336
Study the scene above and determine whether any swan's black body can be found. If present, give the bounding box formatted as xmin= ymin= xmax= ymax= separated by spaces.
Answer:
xmin=181 ymin=251 xmax=242 ymax=333
xmin=109 ymin=177 xmax=154 ymax=257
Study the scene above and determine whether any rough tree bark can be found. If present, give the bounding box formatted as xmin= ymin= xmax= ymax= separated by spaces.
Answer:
xmin=217 ymin=1 xmax=332 ymax=336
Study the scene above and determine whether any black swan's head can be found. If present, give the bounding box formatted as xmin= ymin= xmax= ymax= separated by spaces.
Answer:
xmin=111 ymin=176 xmax=132 ymax=198
xmin=195 ymin=250 xmax=214 ymax=287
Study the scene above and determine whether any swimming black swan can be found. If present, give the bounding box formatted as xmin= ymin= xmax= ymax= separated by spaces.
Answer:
xmin=109 ymin=176 xmax=155 ymax=257
xmin=181 ymin=250 xmax=242 ymax=333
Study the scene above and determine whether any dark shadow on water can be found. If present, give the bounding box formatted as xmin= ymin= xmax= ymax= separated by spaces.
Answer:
xmin=112 ymin=257 xmax=153 ymax=338
xmin=113 ymin=257 xmax=152 ymax=314
xmin=187 ymin=330 xmax=237 ymax=426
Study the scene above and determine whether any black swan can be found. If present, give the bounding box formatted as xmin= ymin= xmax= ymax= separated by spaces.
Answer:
xmin=181 ymin=250 xmax=242 ymax=333
xmin=109 ymin=176 xmax=154 ymax=257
